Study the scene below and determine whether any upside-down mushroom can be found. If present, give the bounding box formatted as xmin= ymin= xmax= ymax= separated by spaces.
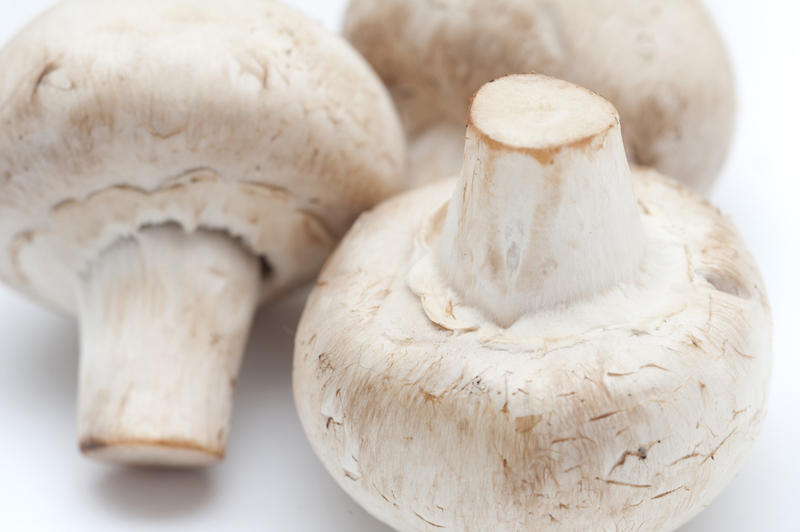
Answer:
xmin=0 ymin=0 xmax=405 ymax=467
xmin=345 ymin=0 xmax=736 ymax=191
xmin=293 ymin=74 xmax=770 ymax=531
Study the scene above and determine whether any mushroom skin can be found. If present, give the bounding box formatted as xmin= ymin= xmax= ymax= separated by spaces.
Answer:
xmin=344 ymin=0 xmax=735 ymax=191
xmin=0 ymin=0 xmax=405 ymax=466
xmin=293 ymin=75 xmax=770 ymax=531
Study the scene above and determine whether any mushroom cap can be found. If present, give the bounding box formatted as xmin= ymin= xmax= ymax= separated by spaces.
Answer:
xmin=344 ymin=0 xmax=735 ymax=190
xmin=0 ymin=0 xmax=406 ymax=312
xmin=293 ymin=173 xmax=771 ymax=530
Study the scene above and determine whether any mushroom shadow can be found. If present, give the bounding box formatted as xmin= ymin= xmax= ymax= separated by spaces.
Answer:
xmin=91 ymin=467 xmax=215 ymax=521
xmin=1 ymin=289 xmax=78 ymax=412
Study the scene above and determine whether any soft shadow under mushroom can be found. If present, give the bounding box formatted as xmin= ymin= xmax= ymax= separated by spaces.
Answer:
xmin=92 ymin=468 xmax=215 ymax=521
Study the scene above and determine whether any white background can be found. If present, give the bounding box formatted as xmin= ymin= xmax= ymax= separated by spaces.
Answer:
xmin=0 ymin=1 xmax=797 ymax=530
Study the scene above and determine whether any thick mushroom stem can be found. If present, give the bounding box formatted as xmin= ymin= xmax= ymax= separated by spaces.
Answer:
xmin=436 ymin=75 xmax=645 ymax=327
xmin=75 ymin=225 xmax=260 ymax=467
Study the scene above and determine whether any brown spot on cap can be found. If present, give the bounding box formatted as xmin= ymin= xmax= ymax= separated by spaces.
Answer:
xmin=514 ymin=414 xmax=543 ymax=434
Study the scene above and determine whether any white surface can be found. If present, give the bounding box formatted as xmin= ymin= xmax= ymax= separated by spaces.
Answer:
xmin=0 ymin=1 xmax=797 ymax=530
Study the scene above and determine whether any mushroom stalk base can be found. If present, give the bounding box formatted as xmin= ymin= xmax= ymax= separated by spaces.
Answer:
xmin=75 ymin=226 xmax=260 ymax=467
xmin=437 ymin=75 xmax=644 ymax=326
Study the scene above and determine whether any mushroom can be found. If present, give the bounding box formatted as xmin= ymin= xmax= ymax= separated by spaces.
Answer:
xmin=293 ymin=74 xmax=771 ymax=530
xmin=344 ymin=0 xmax=736 ymax=191
xmin=0 ymin=0 xmax=405 ymax=467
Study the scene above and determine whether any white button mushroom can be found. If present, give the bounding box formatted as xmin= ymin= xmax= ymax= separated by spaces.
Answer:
xmin=0 ymin=0 xmax=406 ymax=467
xmin=293 ymin=75 xmax=771 ymax=531
xmin=344 ymin=0 xmax=736 ymax=192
